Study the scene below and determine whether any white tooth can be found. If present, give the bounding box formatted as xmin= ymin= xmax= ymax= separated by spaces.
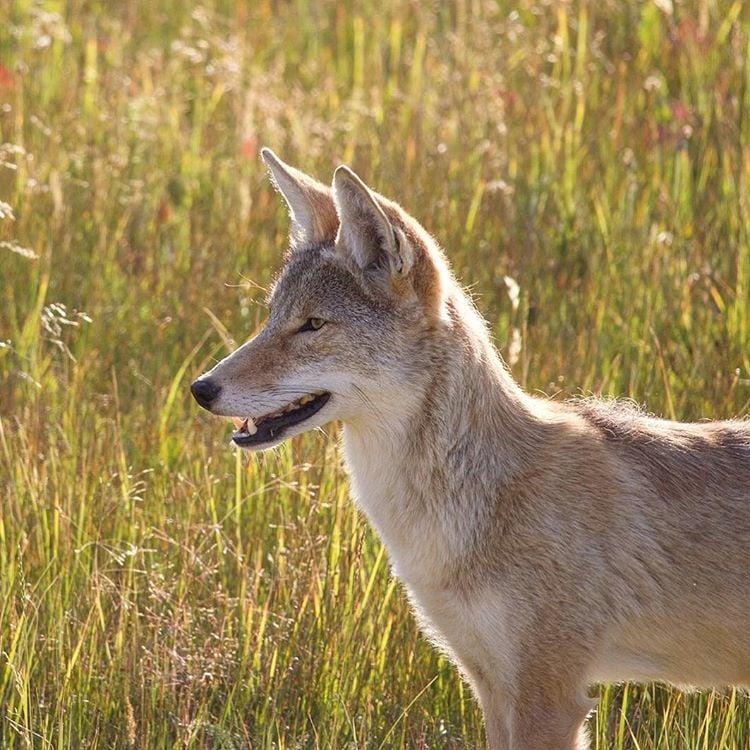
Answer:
xmin=285 ymin=403 xmax=296 ymax=412
xmin=300 ymin=394 xmax=313 ymax=405
xmin=246 ymin=417 xmax=257 ymax=435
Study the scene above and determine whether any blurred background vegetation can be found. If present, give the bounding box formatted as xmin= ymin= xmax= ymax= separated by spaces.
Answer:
xmin=1 ymin=0 xmax=749 ymax=747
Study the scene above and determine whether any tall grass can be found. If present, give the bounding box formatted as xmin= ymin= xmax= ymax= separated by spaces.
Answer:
xmin=1 ymin=1 xmax=749 ymax=747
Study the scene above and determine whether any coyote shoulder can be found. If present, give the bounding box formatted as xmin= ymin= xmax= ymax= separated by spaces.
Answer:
xmin=191 ymin=149 xmax=750 ymax=750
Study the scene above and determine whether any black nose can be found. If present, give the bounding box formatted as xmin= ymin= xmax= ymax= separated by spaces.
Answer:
xmin=191 ymin=378 xmax=221 ymax=410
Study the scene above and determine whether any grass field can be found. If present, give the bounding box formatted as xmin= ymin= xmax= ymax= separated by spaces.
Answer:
xmin=2 ymin=0 xmax=750 ymax=747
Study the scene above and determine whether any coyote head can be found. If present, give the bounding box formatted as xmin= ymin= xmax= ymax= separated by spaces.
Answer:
xmin=191 ymin=149 xmax=454 ymax=451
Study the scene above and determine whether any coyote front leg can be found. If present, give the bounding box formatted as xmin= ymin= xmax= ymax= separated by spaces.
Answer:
xmin=512 ymin=694 xmax=592 ymax=750
xmin=474 ymin=680 xmax=511 ymax=750
xmin=477 ymin=674 xmax=593 ymax=750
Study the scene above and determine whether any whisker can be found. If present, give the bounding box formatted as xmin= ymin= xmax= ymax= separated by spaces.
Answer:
xmin=353 ymin=384 xmax=376 ymax=412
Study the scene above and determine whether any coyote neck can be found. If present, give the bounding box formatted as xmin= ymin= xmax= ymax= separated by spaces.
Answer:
xmin=342 ymin=292 xmax=540 ymax=581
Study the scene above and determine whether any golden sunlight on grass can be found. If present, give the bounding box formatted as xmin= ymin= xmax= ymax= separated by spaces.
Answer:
xmin=1 ymin=1 xmax=749 ymax=747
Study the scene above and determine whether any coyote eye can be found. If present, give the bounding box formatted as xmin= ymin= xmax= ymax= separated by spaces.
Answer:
xmin=298 ymin=317 xmax=326 ymax=333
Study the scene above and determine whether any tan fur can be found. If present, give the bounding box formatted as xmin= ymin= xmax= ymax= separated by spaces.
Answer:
xmin=192 ymin=149 xmax=750 ymax=750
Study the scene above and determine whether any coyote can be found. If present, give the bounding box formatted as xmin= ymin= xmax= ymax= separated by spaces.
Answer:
xmin=191 ymin=149 xmax=750 ymax=749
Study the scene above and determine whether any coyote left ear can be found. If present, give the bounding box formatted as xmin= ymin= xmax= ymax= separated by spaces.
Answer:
xmin=261 ymin=148 xmax=338 ymax=247
xmin=332 ymin=166 xmax=412 ymax=277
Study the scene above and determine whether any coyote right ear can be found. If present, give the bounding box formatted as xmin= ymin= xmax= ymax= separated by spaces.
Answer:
xmin=332 ymin=165 xmax=412 ymax=278
xmin=261 ymin=148 xmax=338 ymax=247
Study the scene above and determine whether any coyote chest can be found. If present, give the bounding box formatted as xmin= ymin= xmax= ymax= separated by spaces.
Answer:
xmin=342 ymin=426 xmax=466 ymax=582
xmin=342 ymin=426 xmax=513 ymax=678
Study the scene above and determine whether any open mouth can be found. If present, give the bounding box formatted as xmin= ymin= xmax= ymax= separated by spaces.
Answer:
xmin=231 ymin=391 xmax=331 ymax=447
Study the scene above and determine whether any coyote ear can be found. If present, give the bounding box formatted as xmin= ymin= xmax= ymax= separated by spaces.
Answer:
xmin=261 ymin=148 xmax=338 ymax=247
xmin=332 ymin=166 xmax=411 ymax=277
